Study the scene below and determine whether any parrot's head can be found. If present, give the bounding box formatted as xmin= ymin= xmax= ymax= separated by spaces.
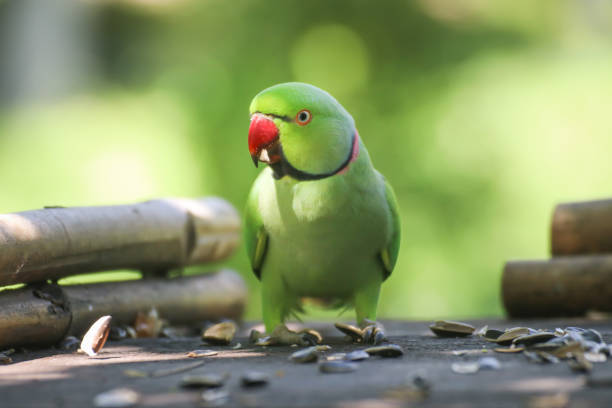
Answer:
xmin=248 ymin=82 xmax=358 ymax=181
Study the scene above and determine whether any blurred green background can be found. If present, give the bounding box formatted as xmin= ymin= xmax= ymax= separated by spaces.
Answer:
xmin=1 ymin=0 xmax=611 ymax=320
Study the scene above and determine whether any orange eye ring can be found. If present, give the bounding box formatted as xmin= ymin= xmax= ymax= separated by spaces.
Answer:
xmin=296 ymin=109 xmax=312 ymax=125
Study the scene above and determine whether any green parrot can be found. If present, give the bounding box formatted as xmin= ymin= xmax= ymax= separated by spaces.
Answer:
xmin=245 ymin=82 xmax=400 ymax=345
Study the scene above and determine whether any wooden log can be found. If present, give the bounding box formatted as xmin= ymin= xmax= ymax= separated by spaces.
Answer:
xmin=0 ymin=269 xmax=247 ymax=349
xmin=0 ymin=197 xmax=240 ymax=286
xmin=551 ymin=198 xmax=612 ymax=256
xmin=502 ymin=256 xmax=612 ymax=317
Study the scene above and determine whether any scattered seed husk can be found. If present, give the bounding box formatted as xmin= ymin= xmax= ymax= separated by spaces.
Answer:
xmin=581 ymin=329 xmax=604 ymax=344
xmin=564 ymin=327 xmax=585 ymax=334
xmin=202 ymin=322 xmax=237 ymax=346
xmin=93 ymin=388 xmax=140 ymax=408
xmin=59 ymin=336 xmax=81 ymax=351
xmin=334 ymin=323 xmax=363 ymax=342
xmin=429 ymin=321 xmax=475 ymax=337
xmin=495 ymin=327 xmax=532 ymax=345
xmin=345 ymin=350 xmax=370 ymax=361
xmin=513 ymin=332 xmax=557 ymax=347
xmin=180 ymin=373 xmax=229 ymax=389
xmin=474 ymin=325 xmax=488 ymax=337
xmin=0 ymin=353 xmax=12 ymax=364
xmin=483 ymin=329 xmax=505 ymax=342
xmin=201 ymin=389 xmax=229 ymax=407
xmin=80 ymin=315 xmax=112 ymax=357
xmin=187 ymin=349 xmax=218 ymax=358
xmin=364 ymin=344 xmax=403 ymax=358
xmin=133 ymin=308 xmax=164 ymax=338
xmin=289 ymin=346 xmax=320 ymax=363
xmin=584 ymin=352 xmax=607 ymax=363
xmin=451 ymin=362 xmax=480 ymax=374
xmin=494 ymin=346 xmax=525 ymax=353
xmin=319 ymin=360 xmax=358 ymax=374
xmin=241 ymin=371 xmax=269 ymax=387
xmin=478 ymin=357 xmax=501 ymax=370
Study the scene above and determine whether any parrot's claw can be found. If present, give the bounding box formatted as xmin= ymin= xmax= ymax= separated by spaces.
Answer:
xmin=361 ymin=324 xmax=387 ymax=345
xmin=360 ymin=319 xmax=387 ymax=345
xmin=250 ymin=325 xmax=322 ymax=347
xmin=335 ymin=320 xmax=387 ymax=345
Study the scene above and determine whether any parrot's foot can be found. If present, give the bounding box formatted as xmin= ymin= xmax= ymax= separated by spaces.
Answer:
xmin=360 ymin=319 xmax=387 ymax=345
xmin=249 ymin=325 xmax=322 ymax=347
xmin=334 ymin=320 xmax=387 ymax=345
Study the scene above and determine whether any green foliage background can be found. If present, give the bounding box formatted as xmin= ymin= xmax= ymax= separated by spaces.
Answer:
xmin=1 ymin=0 xmax=611 ymax=320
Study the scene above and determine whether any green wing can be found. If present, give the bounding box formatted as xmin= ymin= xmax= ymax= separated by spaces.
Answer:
xmin=380 ymin=177 xmax=401 ymax=281
xmin=244 ymin=172 xmax=269 ymax=280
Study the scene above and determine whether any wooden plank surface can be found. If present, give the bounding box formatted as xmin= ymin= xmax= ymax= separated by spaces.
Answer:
xmin=0 ymin=318 xmax=611 ymax=408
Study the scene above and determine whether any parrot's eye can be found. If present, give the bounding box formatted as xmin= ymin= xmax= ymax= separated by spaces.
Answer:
xmin=296 ymin=109 xmax=312 ymax=126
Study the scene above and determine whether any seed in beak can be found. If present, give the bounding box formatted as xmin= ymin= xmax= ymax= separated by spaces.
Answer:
xmin=259 ymin=149 xmax=270 ymax=162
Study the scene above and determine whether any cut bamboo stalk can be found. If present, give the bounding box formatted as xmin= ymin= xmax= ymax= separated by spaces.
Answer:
xmin=0 ymin=197 xmax=240 ymax=286
xmin=502 ymin=256 xmax=612 ymax=317
xmin=551 ymin=198 xmax=612 ymax=256
xmin=0 ymin=269 xmax=247 ymax=349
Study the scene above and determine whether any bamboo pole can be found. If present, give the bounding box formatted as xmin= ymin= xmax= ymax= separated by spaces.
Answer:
xmin=0 ymin=197 xmax=240 ymax=286
xmin=551 ymin=198 xmax=612 ymax=256
xmin=502 ymin=256 xmax=612 ymax=317
xmin=0 ymin=269 xmax=247 ymax=349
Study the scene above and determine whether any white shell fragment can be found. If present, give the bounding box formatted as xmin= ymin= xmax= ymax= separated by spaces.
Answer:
xmin=93 ymin=388 xmax=140 ymax=408
xmin=81 ymin=315 xmax=112 ymax=357
xmin=451 ymin=362 xmax=480 ymax=374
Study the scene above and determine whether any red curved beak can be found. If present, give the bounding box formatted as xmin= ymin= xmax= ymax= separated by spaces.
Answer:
xmin=248 ymin=114 xmax=281 ymax=167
